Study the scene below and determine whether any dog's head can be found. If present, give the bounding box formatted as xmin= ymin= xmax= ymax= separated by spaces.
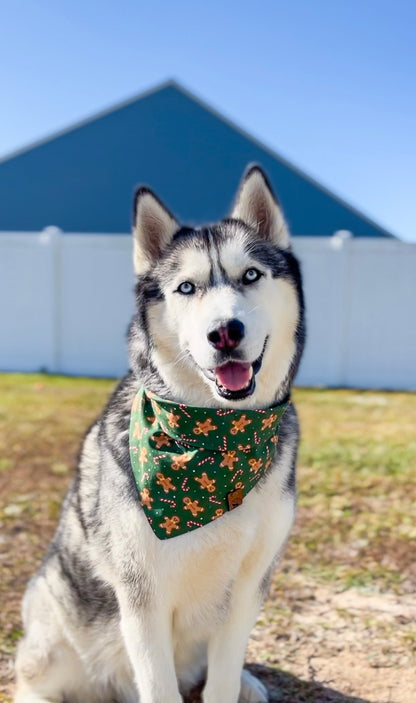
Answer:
xmin=130 ymin=165 xmax=305 ymax=408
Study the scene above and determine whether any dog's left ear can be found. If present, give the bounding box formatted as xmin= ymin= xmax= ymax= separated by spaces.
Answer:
xmin=133 ymin=187 xmax=179 ymax=274
xmin=231 ymin=165 xmax=290 ymax=249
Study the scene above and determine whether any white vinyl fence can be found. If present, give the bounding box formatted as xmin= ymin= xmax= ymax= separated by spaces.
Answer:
xmin=0 ymin=229 xmax=415 ymax=389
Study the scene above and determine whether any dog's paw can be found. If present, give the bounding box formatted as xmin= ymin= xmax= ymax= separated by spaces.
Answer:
xmin=239 ymin=669 xmax=268 ymax=703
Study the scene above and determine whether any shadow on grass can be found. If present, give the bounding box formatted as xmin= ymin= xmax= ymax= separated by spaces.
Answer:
xmin=247 ymin=663 xmax=370 ymax=703
xmin=185 ymin=664 xmax=371 ymax=703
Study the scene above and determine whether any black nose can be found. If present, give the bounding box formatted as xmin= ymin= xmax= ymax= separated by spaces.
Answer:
xmin=207 ymin=319 xmax=245 ymax=350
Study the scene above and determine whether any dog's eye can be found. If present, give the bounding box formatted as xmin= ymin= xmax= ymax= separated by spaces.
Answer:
xmin=242 ymin=268 xmax=262 ymax=285
xmin=177 ymin=281 xmax=195 ymax=295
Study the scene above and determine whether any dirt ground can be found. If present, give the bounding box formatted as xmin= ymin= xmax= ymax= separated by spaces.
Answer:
xmin=0 ymin=376 xmax=415 ymax=703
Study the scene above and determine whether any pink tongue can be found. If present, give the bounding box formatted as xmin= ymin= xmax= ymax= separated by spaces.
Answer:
xmin=214 ymin=362 xmax=252 ymax=391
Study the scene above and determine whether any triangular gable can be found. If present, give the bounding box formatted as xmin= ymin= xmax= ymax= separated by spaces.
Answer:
xmin=0 ymin=80 xmax=393 ymax=237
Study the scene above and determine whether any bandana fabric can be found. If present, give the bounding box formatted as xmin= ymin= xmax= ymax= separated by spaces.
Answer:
xmin=129 ymin=388 xmax=289 ymax=540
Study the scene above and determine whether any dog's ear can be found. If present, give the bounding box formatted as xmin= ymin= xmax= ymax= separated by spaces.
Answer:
xmin=231 ymin=165 xmax=290 ymax=249
xmin=133 ymin=188 xmax=179 ymax=274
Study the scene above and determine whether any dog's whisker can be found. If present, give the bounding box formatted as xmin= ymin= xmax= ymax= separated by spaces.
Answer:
xmin=247 ymin=305 xmax=260 ymax=314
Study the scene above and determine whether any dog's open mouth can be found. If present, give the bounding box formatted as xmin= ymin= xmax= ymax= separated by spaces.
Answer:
xmin=213 ymin=361 xmax=255 ymax=400
xmin=205 ymin=340 xmax=268 ymax=401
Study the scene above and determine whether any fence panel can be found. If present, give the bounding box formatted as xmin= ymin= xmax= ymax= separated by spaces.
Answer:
xmin=293 ymin=238 xmax=348 ymax=387
xmin=0 ymin=230 xmax=57 ymax=372
xmin=0 ymin=231 xmax=415 ymax=389
xmin=59 ymin=234 xmax=133 ymax=376
xmin=345 ymin=239 xmax=416 ymax=389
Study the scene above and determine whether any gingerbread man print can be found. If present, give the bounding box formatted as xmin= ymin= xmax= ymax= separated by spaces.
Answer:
xmin=156 ymin=472 xmax=177 ymax=493
xmin=261 ymin=414 xmax=278 ymax=431
xmin=139 ymin=446 xmax=148 ymax=466
xmin=193 ymin=418 xmax=218 ymax=436
xmin=140 ymin=488 xmax=154 ymax=510
xmin=194 ymin=472 xmax=216 ymax=492
xmin=230 ymin=414 xmax=252 ymax=435
xmin=220 ymin=450 xmax=239 ymax=470
xmin=171 ymin=453 xmax=192 ymax=471
xmin=159 ymin=515 xmax=180 ymax=536
xmin=152 ymin=432 xmax=171 ymax=449
xmin=132 ymin=421 xmax=144 ymax=441
xmin=166 ymin=411 xmax=180 ymax=428
xmin=248 ymin=458 xmax=263 ymax=474
xmin=183 ymin=497 xmax=204 ymax=517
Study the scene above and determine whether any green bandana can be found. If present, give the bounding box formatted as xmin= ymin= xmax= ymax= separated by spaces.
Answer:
xmin=129 ymin=388 xmax=289 ymax=540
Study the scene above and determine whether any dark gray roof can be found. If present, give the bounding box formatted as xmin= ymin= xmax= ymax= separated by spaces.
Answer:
xmin=0 ymin=80 xmax=393 ymax=237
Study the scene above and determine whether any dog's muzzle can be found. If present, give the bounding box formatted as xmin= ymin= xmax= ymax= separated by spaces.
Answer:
xmin=202 ymin=337 xmax=268 ymax=401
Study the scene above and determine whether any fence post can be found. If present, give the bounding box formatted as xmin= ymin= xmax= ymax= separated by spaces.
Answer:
xmin=40 ymin=226 xmax=63 ymax=373
xmin=329 ymin=231 xmax=352 ymax=386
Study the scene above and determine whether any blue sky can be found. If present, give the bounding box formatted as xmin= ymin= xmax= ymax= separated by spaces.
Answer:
xmin=1 ymin=0 xmax=415 ymax=241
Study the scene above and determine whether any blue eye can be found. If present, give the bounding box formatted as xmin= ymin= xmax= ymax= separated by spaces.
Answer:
xmin=177 ymin=281 xmax=195 ymax=295
xmin=242 ymin=268 xmax=262 ymax=284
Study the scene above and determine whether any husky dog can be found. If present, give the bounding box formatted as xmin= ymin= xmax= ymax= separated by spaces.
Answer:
xmin=15 ymin=165 xmax=305 ymax=703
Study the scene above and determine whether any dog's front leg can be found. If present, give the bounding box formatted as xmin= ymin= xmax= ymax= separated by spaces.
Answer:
xmin=203 ymin=587 xmax=267 ymax=703
xmin=119 ymin=594 xmax=182 ymax=703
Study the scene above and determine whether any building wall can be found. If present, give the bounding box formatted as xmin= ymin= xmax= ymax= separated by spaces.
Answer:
xmin=0 ymin=230 xmax=414 ymax=389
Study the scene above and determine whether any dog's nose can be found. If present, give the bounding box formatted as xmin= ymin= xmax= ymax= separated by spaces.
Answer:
xmin=207 ymin=319 xmax=245 ymax=350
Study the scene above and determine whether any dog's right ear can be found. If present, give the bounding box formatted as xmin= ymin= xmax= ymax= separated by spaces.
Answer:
xmin=133 ymin=188 xmax=179 ymax=275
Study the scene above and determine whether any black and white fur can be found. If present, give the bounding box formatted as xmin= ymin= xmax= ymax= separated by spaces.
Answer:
xmin=15 ymin=165 xmax=305 ymax=703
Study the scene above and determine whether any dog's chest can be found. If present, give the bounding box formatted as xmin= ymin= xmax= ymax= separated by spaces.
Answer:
xmin=151 ymin=462 xmax=295 ymax=639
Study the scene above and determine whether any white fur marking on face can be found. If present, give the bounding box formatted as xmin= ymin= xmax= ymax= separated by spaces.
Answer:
xmin=217 ymin=236 xmax=265 ymax=281
xmin=170 ymin=248 xmax=211 ymax=289
xmin=255 ymin=278 xmax=299 ymax=400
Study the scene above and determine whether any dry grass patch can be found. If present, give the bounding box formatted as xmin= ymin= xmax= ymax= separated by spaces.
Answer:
xmin=0 ymin=376 xmax=415 ymax=703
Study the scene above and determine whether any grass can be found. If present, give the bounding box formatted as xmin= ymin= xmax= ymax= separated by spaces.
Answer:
xmin=0 ymin=375 xmax=415 ymax=702
xmin=292 ymin=389 xmax=416 ymax=593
